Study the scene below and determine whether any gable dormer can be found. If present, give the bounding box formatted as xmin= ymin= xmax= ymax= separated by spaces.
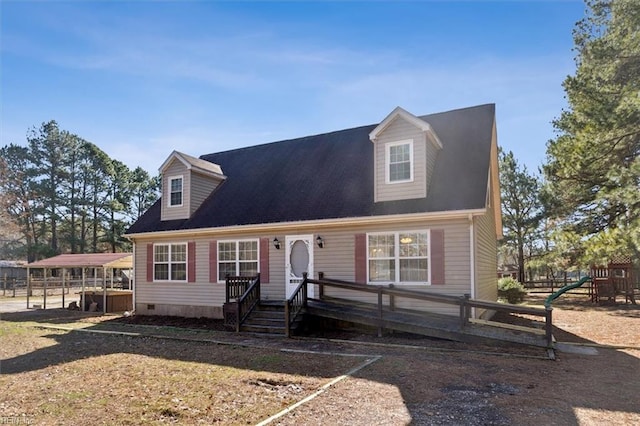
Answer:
xmin=159 ymin=151 xmax=226 ymax=221
xmin=369 ymin=107 xmax=443 ymax=203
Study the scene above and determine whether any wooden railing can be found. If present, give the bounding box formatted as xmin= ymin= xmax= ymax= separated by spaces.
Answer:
xmin=224 ymin=274 xmax=261 ymax=332
xmin=311 ymin=274 xmax=554 ymax=348
xmin=234 ymin=274 xmax=261 ymax=332
xmin=225 ymin=275 xmax=255 ymax=304
xmin=285 ymin=273 xmax=308 ymax=337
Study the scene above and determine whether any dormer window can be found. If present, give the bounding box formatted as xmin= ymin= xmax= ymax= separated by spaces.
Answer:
xmin=169 ymin=176 xmax=183 ymax=207
xmin=386 ymin=140 xmax=413 ymax=184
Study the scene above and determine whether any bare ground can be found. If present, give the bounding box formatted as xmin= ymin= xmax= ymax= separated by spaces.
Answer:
xmin=1 ymin=292 xmax=639 ymax=425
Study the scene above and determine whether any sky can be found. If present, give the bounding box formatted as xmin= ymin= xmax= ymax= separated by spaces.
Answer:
xmin=1 ymin=0 xmax=586 ymax=176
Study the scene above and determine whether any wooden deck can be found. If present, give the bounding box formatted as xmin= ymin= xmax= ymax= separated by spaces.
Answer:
xmin=305 ymin=297 xmax=550 ymax=348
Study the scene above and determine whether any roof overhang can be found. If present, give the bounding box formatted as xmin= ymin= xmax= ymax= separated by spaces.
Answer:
xmin=369 ymin=106 xmax=443 ymax=149
xmin=159 ymin=151 xmax=226 ymax=180
xmin=25 ymin=253 xmax=133 ymax=269
xmin=125 ymin=208 xmax=488 ymax=240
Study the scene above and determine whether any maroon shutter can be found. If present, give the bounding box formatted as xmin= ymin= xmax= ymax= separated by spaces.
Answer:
xmin=187 ymin=242 xmax=196 ymax=283
xmin=209 ymin=241 xmax=218 ymax=283
xmin=147 ymin=243 xmax=154 ymax=282
xmin=260 ymin=237 xmax=270 ymax=283
xmin=355 ymin=234 xmax=367 ymax=284
xmin=431 ymin=229 xmax=445 ymax=285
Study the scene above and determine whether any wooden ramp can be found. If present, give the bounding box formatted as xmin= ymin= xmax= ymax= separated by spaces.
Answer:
xmin=306 ymin=297 xmax=549 ymax=348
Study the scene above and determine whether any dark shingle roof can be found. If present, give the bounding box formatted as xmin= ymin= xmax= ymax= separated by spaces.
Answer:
xmin=127 ymin=104 xmax=495 ymax=234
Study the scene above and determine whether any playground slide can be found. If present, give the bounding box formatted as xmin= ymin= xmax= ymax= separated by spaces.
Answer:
xmin=544 ymin=276 xmax=592 ymax=308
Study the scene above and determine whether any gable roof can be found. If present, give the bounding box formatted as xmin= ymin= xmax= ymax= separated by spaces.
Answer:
xmin=369 ymin=106 xmax=443 ymax=149
xmin=127 ymin=104 xmax=496 ymax=235
xmin=159 ymin=150 xmax=225 ymax=178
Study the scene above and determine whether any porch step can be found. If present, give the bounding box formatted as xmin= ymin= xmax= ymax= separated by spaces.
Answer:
xmin=239 ymin=302 xmax=306 ymax=335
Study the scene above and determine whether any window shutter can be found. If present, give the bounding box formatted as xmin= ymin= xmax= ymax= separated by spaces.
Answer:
xmin=147 ymin=243 xmax=154 ymax=282
xmin=188 ymin=242 xmax=196 ymax=283
xmin=355 ymin=234 xmax=367 ymax=284
xmin=260 ymin=237 xmax=270 ymax=283
xmin=431 ymin=229 xmax=445 ymax=285
xmin=209 ymin=241 xmax=217 ymax=283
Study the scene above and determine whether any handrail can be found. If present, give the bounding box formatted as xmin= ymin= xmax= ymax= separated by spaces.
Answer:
xmin=235 ymin=274 xmax=261 ymax=332
xmin=544 ymin=276 xmax=592 ymax=308
xmin=225 ymin=275 xmax=255 ymax=304
xmin=310 ymin=276 xmax=554 ymax=348
xmin=285 ymin=273 xmax=309 ymax=337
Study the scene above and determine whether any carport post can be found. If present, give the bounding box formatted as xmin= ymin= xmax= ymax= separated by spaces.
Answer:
xmin=62 ymin=268 xmax=66 ymax=309
xmin=26 ymin=268 xmax=30 ymax=309
xmin=103 ymin=267 xmax=107 ymax=314
xmin=43 ymin=271 xmax=47 ymax=309
xmin=81 ymin=268 xmax=86 ymax=312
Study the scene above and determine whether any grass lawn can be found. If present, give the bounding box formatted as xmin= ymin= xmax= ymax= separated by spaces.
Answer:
xmin=0 ymin=320 xmax=364 ymax=425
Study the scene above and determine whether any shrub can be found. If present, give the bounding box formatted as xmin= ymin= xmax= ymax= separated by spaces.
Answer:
xmin=497 ymin=277 xmax=527 ymax=304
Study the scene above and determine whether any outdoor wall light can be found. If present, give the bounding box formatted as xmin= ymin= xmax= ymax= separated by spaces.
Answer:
xmin=273 ymin=238 xmax=281 ymax=250
xmin=316 ymin=235 xmax=324 ymax=248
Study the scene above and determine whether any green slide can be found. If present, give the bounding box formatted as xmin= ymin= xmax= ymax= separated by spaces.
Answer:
xmin=544 ymin=276 xmax=592 ymax=308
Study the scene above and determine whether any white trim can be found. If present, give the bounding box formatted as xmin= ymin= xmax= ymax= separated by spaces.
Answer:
xmin=126 ymin=208 xmax=487 ymax=239
xmin=285 ymin=234 xmax=315 ymax=298
xmin=469 ymin=214 xmax=476 ymax=318
xmin=385 ymin=139 xmax=414 ymax=184
xmin=216 ymin=238 xmax=260 ymax=283
xmin=369 ymin=106 xmax=443 ymax=149
xmin=153 ymin=242 xmax=188 ymax=282
xmin=159 ymin=150 xmax=225 ymax=178
xmin=167 ymin=175 xmax=184 ymax=208
xmin=366 ymin=230 xmax=430 ymax=286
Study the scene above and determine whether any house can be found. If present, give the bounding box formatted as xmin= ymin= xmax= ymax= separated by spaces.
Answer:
xmin=126 ymin=104 xmax=501 ymax=320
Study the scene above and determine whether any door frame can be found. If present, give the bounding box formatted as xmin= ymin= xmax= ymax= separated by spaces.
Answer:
xmin=285 ymin=234 xmax=314 ymax=299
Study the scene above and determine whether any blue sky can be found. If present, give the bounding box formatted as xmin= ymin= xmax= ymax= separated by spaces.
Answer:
xmin=1 ymin=1 xmax=585 ymax=175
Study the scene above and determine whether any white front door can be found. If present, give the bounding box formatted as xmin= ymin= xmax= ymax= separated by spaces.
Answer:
xmin=285 ymin=235 xmax=314 ymax=299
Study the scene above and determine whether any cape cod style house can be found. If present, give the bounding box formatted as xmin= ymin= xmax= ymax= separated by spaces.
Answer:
xmin=126 ymin=104 xmax=502 ymax=321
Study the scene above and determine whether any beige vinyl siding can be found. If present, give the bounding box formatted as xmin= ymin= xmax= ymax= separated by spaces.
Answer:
xmin=374 ymin=117 xmax=427 ymax=202
xmin=315 ymin=219 xmax=472 ymax=316
xmin=134 ymin=217 xmax=475 ymax=318
xmin=425 ymin=134 xmax=439 ymax=194
xmin=134 ymin=232 xmax=285 ymax=318
xmin=160 ymin=160 xmax=191 ymax=221
xmin=474 ymin=198 xmax=499 ymax=318
xmin=189 ymin=171 xmax=222 ymax=216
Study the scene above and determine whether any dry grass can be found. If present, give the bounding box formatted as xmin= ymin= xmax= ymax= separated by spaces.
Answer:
xmin=1 ymin=292 xmax=639 ymax=425
xmin=0 ymin=319 xmax=363 ymax=425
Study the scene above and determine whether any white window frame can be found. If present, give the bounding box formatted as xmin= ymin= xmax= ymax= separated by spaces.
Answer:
xmin=385 ymin=139 xmax=414 ymax=184
xmin=217 ymin=239 xmax=260 ymax=283
xmin=167 ymin=175 xmax=184 ymax=207
xmin=153 ymin=242 xmax=188 ymax=282
xmin=366 ymin=230 xmax=431 ymax=285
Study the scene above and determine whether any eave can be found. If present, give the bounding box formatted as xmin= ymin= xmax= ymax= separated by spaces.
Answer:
xmin=125 ymin=208 xmax=488 ymax=240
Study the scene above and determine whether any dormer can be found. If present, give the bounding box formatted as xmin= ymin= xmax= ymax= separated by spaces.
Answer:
xmin=369 ymin=107 xmax=443 ymax=203
xmin=159 ymin=151 xmax=226 ymax=221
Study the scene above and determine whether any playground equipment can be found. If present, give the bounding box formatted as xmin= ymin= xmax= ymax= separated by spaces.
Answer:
xmin=545 ymin=276 xmax=592 ymax=308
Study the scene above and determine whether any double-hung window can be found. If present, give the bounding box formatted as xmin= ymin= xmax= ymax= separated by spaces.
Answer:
xmin=218 ymin=240 xmax=259 ymax=281
xmin=154 ymin=243 xmax=187 ymax=281
xmin=386 ymin=140 xmax=413 ymax=183
xmin=168 ymin=176 xmax=183 ymax=207
xmin=368 ymin=231 xmax=429 ymax=284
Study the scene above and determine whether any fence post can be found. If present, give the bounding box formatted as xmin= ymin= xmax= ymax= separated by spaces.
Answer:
xmin=377 ymin=288 xmax=383 ymax=337
xmin=388 ymin=284 xmax=395 ymax=311
xmin=318 ymin=272 xmax=325 ymax=300
xmin=13 ymin=278 xmax=16 ymax=298
xmin=2 ymin=274 xmax=5 ymax=296
xmin=545 ymin=306 xmax=553 ymax=348
xmin=459 ymin=293 xmax=470 ymax=329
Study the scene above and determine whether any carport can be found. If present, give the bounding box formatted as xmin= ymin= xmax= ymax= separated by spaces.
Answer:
xmin=25 ymin=253 xmax=133 ymax=314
